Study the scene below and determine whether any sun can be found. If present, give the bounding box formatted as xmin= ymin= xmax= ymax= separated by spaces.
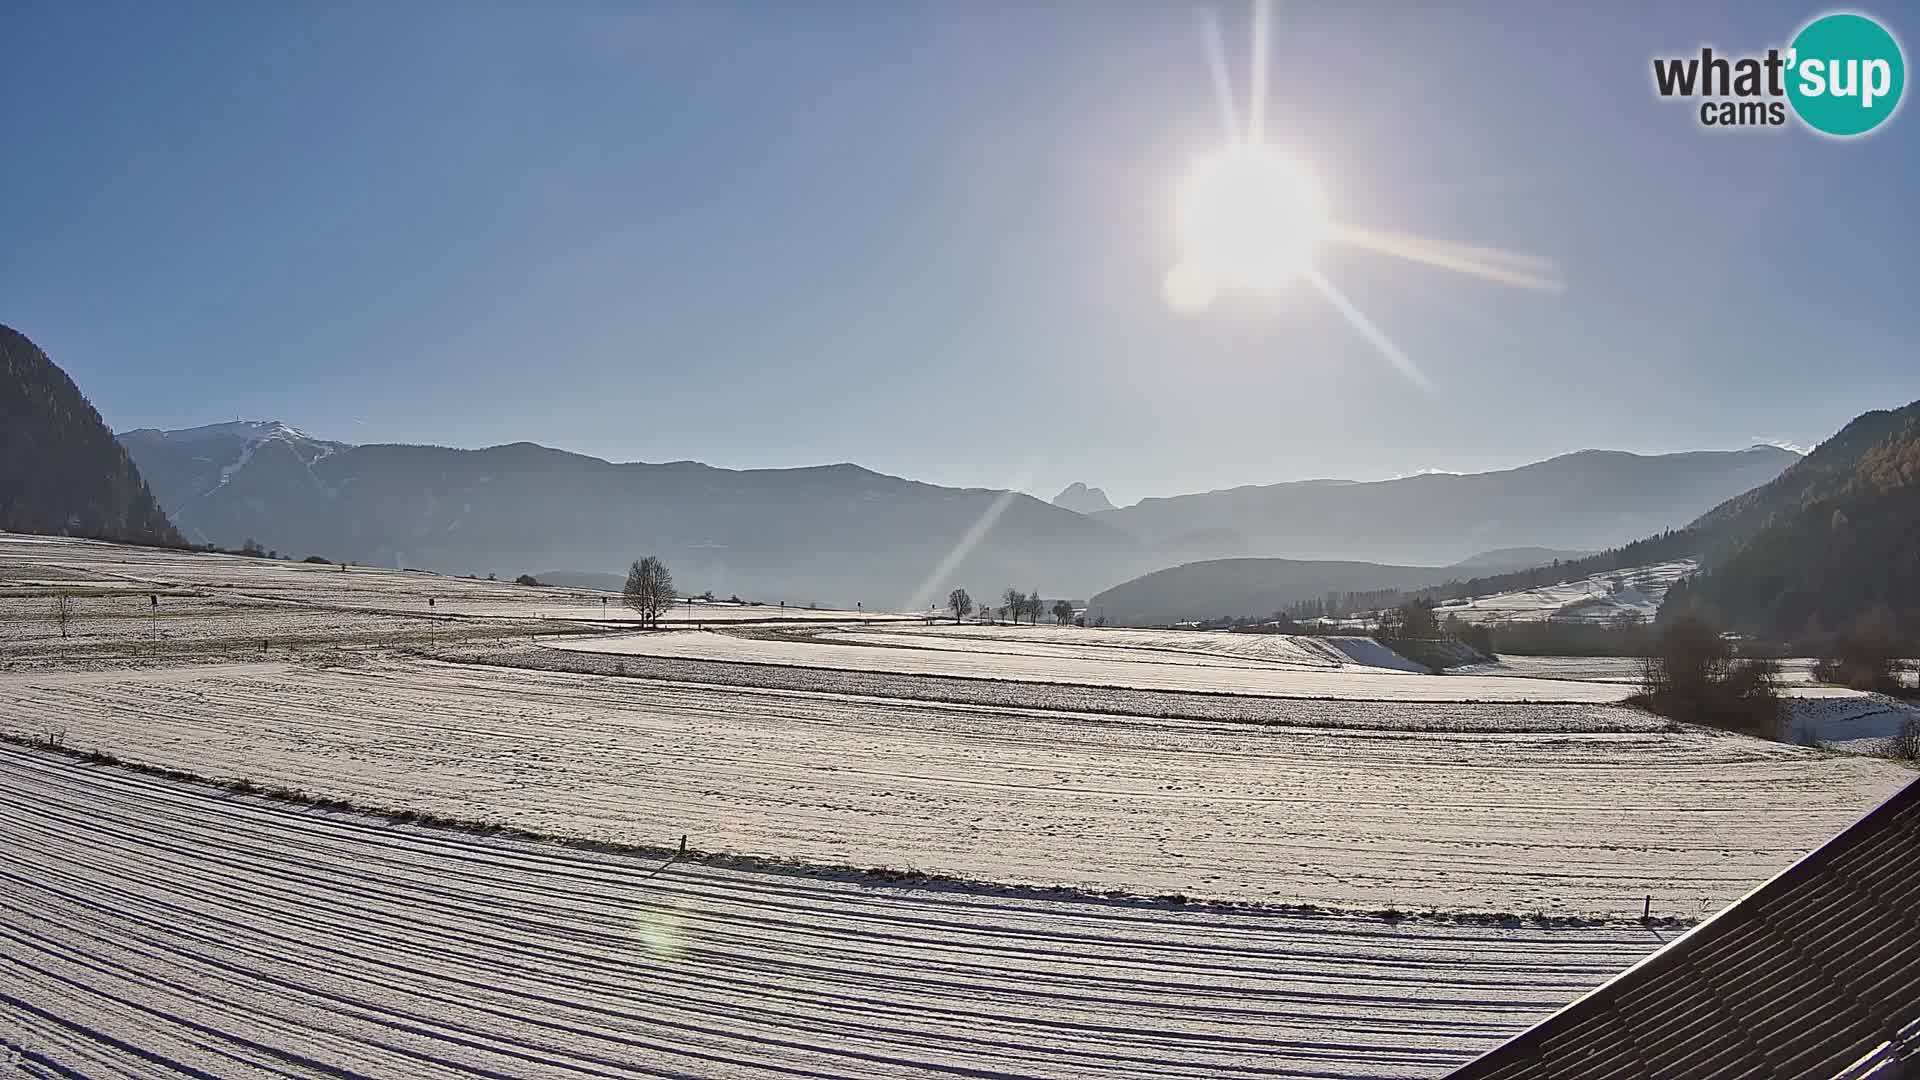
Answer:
xmin=1162 ymin=0 xmax=1564 ymax=384
xmin=1175 ymin=143 xmax=1329 ymax=294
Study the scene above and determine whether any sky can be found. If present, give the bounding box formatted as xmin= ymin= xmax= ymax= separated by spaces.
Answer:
xmin=3 ymin=0 xmax=1916 ymax=506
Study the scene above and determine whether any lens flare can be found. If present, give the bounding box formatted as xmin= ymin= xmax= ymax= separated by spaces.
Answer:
xmin=1163 ymin=259 xmax=1218 ymax=316
xmin=1334 ymin=223 xmax=1567 ymax=293
xmin=631 ymin=898 xmax=692 ymax=962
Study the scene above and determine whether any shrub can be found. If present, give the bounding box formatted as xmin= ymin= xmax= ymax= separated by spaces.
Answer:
xmin=1813 ymin=605 xmax=1909 ymax=693
xmin=1888 ymin=715 xmax=1920 ymax=762
xmin=1633 ymin=616 xmax=1783 ymax=739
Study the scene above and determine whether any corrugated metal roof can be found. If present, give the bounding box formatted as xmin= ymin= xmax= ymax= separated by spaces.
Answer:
xmin=1448 ymin=775 xmax=1920 ymax=1080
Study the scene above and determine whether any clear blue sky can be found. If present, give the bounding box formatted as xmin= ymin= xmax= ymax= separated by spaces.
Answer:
xmin=3 ymin=1 xmax=1915 ymax=504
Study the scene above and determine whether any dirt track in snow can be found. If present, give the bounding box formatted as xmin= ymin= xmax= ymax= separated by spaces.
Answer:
xmin=0 ymin=743 xmax=1666 ymax=1079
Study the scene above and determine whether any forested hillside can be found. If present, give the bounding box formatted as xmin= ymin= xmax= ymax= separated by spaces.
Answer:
xmin=0 ymin=324 xmax=182 ymax=546
xmin=1689 ymin=400 xmax=1920 ymax=560
xmin=1667 ymin=412 xmax=1920 ymax=644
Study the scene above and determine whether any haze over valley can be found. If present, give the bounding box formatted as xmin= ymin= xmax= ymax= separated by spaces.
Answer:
xmin=115 ymin=414 xmax=1798 ymax=609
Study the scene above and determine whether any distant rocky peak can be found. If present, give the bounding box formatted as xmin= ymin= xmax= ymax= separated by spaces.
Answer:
xmin=1052 ymin=482 xmax=1116 ymax=515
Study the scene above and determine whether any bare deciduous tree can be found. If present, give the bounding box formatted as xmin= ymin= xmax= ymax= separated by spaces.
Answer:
xmin=947 ymin=588 xmax=973 ymax=624
xmin=1001 ymin=586 xmax=1022 ymax=625
xmin=51 ymin=594 xmax=75 ymax=639
xmin=624 ymin=556 xmax=675 ymax=629
xmin=1051 ymin=599 xmax=1074 ymax=625
xmin=1026 ymin=589 xmax=1042 ymax=625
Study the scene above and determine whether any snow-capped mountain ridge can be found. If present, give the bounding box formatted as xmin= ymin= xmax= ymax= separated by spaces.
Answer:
xmin=116 ymin=420 xmax=353 ymax=539
xmin=121 ymin=419 xmax=324 ymax=445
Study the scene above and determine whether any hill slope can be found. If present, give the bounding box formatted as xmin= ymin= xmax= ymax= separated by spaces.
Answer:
xmin=117 ymin=420 xmax=351 ymax=518
xmin=1671 ymin=405 xmax=1920 ymax=642
xmin=1095 ymin=447 xmax=1798 ymax=566
xmin=0 ymin=324 xmax=181 ymax=547
xmin=1688 ymin=400 xmax=1920 ymax=558
xmin=1090 ymin=557 xmax=1453 ymax=625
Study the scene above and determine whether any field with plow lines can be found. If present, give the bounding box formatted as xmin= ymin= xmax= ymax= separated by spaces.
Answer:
xmin=4 ymin=532 xmax=1913 ymax=1078
xmin=0 ymin=744 xmax=1672 ymax=1079
xmin=1 ymin=652 xmax=1905 ymax=917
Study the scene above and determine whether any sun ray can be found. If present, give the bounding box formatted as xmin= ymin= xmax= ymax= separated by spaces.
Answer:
xmin=1247 ymin=0 xmax=1272 ymax=142
xmin=1399 ymin=267 xmax=1534 ymax=355
xmin=904 ymin=471 xmax=1031 ymax=613
xmin=1304 ymin=268 xmax=1435 ymax=392
xmin=1333 ymin=223 xmax=1566 ymax=293
xmin=1200 ymin=8 xmax=1242 ymax=144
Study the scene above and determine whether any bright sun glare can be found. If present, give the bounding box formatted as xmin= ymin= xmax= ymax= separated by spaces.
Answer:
xmin=1167 ymin=143 xmax=1329 ymax=312
xmin=1166 ymin=0 xmax=1565 ymax=385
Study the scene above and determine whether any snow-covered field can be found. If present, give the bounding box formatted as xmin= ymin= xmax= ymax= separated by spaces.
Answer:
xmin=1786 ymin=694 xmax=1920 ymax=753
xmin=0 ymin=532 xmax=900 ymax=626
xmin=822 ymin=623 xmax=1432 ymax=672
xmin=1 ymin=654 xmax=1905 ymax=917
xmin=1430 ymin=559 xmax=1697 ymax=625
xmin=0 ymin=744 xmax=1666 ymax=1079
xmin=556 ymin=628 xmax=1633 ymax=703
xmin=0 ymin=591 xmax=524 ymax=660
xmin=3 ymin=533 xmax=1914 ymax=1076
xmin=1460 ymin=655 xmax=1821 ymax=685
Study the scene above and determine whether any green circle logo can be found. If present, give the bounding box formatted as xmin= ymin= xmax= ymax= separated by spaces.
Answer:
xmin=1787 ymin=12 xmax=1906 ymax=137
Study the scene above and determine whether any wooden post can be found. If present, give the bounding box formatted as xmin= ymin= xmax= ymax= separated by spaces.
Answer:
xmin=1643 ymin=895 xmax=1651 ymax=921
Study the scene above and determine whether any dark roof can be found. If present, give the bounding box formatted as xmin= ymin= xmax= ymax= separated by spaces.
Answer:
xmin=1448 ymin=776 xmax=1920 ymax=1080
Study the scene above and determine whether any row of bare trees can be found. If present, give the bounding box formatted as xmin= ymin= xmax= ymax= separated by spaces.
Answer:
xmin=944 ymin=587 xmax=1073 ymax=625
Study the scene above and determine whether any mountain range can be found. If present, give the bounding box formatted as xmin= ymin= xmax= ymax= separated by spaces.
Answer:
xmin=4 ymin=319 xmax=1902 ymax=643
xmin=114 ymin=416 xmax=1799 ymax=608
xmin=117 ymin=431 xmax=1137 ymax=607
xmin=1089 ymin=446 xmax=1799 ymax=567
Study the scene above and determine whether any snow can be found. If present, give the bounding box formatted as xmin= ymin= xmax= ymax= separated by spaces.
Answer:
xmin=2 ymin=653 xmax=1905 ymax=917
xmin=1318 ymin=635 xmax=1432 ymax=672
xmin=0 ymin=533 xmax=904 ymax=628
xmin=214 ymin=429 xmax=263 ymax=487
xmin=1787 ymin=693 xmax=1920 ymax=752
xmin=1459 ymin=656 xmax=1822 ymax=685
xmin=556 ymin=628 xmax=1632 ymax=702
xmin=3 ymin=530 xmax=1912 ymax=1076
xmin=137 ymin=419 xmax=319 ymax=443
xmin=1431 ymin=559 xmax=1697 ymax=625
xmin=0 ymin=743 xmax=1666 ymax=1079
